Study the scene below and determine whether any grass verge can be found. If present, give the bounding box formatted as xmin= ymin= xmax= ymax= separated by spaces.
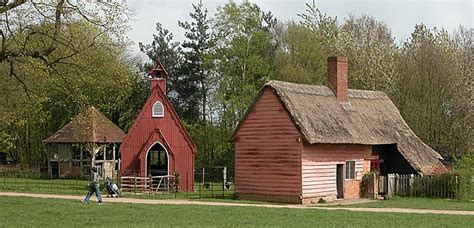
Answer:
xmin=1 ymin=196 xmax=473 ymax=227
xmin=336 ymin=196 xmax=474 ymax=211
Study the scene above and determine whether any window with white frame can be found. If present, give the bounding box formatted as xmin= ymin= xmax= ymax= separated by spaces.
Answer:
xmin=152 ymin=101 xmax=164 ymax=117
xmin=345 ymin=161 xmax=355 ymax=179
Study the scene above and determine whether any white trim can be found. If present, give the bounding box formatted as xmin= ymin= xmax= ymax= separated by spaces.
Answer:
xmin=152 ymin=101 xmax=164 ymax=117
xmin=144 ymin=141 xmax=169 ymax=177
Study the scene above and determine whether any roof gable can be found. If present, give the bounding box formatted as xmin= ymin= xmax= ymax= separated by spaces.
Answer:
xmin=122 ymin=83 xmax=196 ymax=154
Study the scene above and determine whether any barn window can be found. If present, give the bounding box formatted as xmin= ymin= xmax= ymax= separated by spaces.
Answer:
xmin=345 ymin=161 xmax=355 ymax=179
xmin=152 ymin=101 xmax=164 ymax=117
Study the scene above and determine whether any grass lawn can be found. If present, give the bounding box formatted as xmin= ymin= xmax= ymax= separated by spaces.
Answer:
xmin=1 ymin=196 xmax=473 ymax=227
xmin=338 ymin=196 xmax=474 ymax=211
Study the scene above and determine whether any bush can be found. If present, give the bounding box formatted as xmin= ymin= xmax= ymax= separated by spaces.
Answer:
xmin=412 ymin=171 xmax=472 ymax=200
xmin=452 ymin=170 xmax=473 ymax=200
xmin=454 ymin=156 xmax=474 ymax=174
xmin=360 ymin=172 xmax=378 ymax=198
xmin=454 ymin=156 xmax=474 ymax=200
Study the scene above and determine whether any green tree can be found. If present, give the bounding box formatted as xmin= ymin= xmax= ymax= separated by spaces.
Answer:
xmin=178 ymin=2 xmax=216 ymax=167
xmin=0 ymin=0 xmax=130 ymax=86
xmin=298 ymin=1 xmax=338 ymax=55
xmin=178 ymin=2 xmax=214 ymax=124
xmin=273 ymin=22 xmax=327 ymax=84
xmin=0 ymin=21 xmax=135 ymax=164
xmin=139 ymin=23 xmax=186 ymax=117
xmin=393 ymin=24 xmax=472 ymax=157
xmin=210 ymin=1 xmax=278 ymax=166
xmin=213 ymin=0 xmax=277 ymax=127
xmin=273 ymin=2 xmax=338 ymax=85
xmin=336 ymin=14 xmax=397 ymax=92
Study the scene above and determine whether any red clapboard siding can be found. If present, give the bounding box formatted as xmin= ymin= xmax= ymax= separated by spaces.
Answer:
xmin=235 ymin=87 xmax=303 ymax=198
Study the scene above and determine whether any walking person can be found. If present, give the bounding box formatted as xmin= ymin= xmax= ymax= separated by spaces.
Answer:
xmin=82 ymin=167 xmax=103 ymax=204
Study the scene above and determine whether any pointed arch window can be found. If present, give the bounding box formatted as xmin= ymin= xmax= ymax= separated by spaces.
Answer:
xmin=152 ymin=101 xmax=164 ymax=117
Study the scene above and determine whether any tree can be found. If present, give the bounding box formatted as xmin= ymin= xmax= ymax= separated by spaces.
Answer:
xmin=451 ymin=26 xmax=473 ymax=157
xmin=298 ymin=1 xmax=338 ymax=55
xmin=0 ymin=0 xmax=130 ymax=90
xmin=178 ymin=2 xmax=214 ymax=124
xmin=0 ymin=21 xmax=135 ymax=164
xmin=393 ymin=24 xmax=472 ymax=158
xmin=139 ymin=23 xmax=185 ymax=116
xmin=210 ymin=0 xmax=278 ymax=166
xmin=273 ymin=22 xmax=327 ymax=84
xmin=213 ymin=0 xmax=277 ymax=126
xmin=178 ymin=2 xmax=216 ymax=167
xmin=336 ymin=14 xmax=397 ymax=92
xmin=273 ymin=2 xmax=338 ymax=85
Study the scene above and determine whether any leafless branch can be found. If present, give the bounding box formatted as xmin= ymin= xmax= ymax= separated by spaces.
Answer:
xmin=0 ymin=0 xmax=26 ymax=14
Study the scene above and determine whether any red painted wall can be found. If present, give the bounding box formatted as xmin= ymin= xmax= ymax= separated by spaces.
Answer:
xmin=234 ymin=87 xmax=303 ymax=202
xmin=120 ymin=78 xmax=196 ymax=190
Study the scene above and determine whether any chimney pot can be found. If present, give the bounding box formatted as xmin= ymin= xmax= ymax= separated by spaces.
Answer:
xmin=327 ymin=56 xmax=348 ymax=102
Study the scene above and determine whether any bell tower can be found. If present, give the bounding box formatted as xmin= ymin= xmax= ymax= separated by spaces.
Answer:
xmin=150 ymin=60 xmax=168 ymax=93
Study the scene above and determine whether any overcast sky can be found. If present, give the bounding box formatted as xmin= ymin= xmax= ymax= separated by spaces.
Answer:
xmin=125 ymin=0 xmax=473 ymax=54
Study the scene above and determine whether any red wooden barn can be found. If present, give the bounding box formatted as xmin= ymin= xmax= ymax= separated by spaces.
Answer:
xmin=120 ymin=61 xmax=196 ymax=190
xmin=232 ymin=57 xmax=446 ymax=203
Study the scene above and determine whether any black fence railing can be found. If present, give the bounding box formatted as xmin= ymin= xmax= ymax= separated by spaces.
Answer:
xmin=0 ymin=171 xmax=91 ymax=194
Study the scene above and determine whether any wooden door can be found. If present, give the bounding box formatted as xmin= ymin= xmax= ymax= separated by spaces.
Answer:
xmin=336 ymin=164 xmax=344 ymax=198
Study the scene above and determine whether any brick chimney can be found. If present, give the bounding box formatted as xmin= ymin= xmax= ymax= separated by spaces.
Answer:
xmin=150 ymin=60 xmax=168 ymax=94
xmin=327 ymin=56 xmax=348 ymax=102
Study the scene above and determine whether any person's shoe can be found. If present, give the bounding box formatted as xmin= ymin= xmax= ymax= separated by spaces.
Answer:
xmin=81 ymin=200 xmax=88 ymax=204
xmin=98 ymin=202 xmax=103 ymax=205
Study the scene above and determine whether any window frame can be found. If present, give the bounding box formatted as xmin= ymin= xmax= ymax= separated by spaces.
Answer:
xmin=345 ymin=161 xmax=355 ymax=180
xmin=152 ymin=101 xmax=164 ymax=118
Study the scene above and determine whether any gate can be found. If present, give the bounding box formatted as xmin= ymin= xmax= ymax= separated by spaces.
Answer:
xmin=119 ymin=166 xmax=234 ymax=199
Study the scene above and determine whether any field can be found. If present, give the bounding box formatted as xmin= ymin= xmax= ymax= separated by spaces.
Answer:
xmin=336 ymin=196 xmax=474 ymax=211
xmin=1 ymin=196 xmax=473 ymax=227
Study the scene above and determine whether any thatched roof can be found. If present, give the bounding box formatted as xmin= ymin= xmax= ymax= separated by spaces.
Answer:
xmin=44 ymin=107 xmax=125 ymax=144
xmin=238 ymin=80 xmax=446 ymax=175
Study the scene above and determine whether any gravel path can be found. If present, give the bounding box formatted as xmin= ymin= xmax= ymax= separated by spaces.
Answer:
xmin=1 ymin=192 xmax=472 ymax=216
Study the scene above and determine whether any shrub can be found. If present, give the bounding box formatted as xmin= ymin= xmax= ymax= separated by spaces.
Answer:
xmin=360 ymin=172 xmax=378 ymax=198
xmin=412 ymin=172 xmax=472 ymax=200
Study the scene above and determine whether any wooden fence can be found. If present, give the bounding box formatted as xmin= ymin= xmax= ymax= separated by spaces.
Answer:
xmin=121 ymin=175 xmax=177 ymax=194
xmin=381 ymin=174 xmax=462 ymax=199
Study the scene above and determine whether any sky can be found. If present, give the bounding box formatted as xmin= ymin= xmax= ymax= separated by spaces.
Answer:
xmin=125 ymin=0 xmax=473 ymax=54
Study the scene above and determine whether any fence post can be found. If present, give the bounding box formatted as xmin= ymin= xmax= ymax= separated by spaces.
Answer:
xmin=134 ymin=177 xmax=137 ymax=195
xmin=202 ymin=168 xmax=205 ymax=187
xmin=373 ymin=172 xmax=377 ymax=198
xmin=223 ymin=167 xmax=227 ymax=198
xmin=186 ymin=172 xmax=189 ymax=198
xmin=455 ymin=176 xmax=459 ymax=200
xmin=174 ymin=176 xmax=177 ymax=198
xmin=409 ymin=174 xmax=414 ymax=196
xmin=395 ymin=174 xmax=399 ymax=195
